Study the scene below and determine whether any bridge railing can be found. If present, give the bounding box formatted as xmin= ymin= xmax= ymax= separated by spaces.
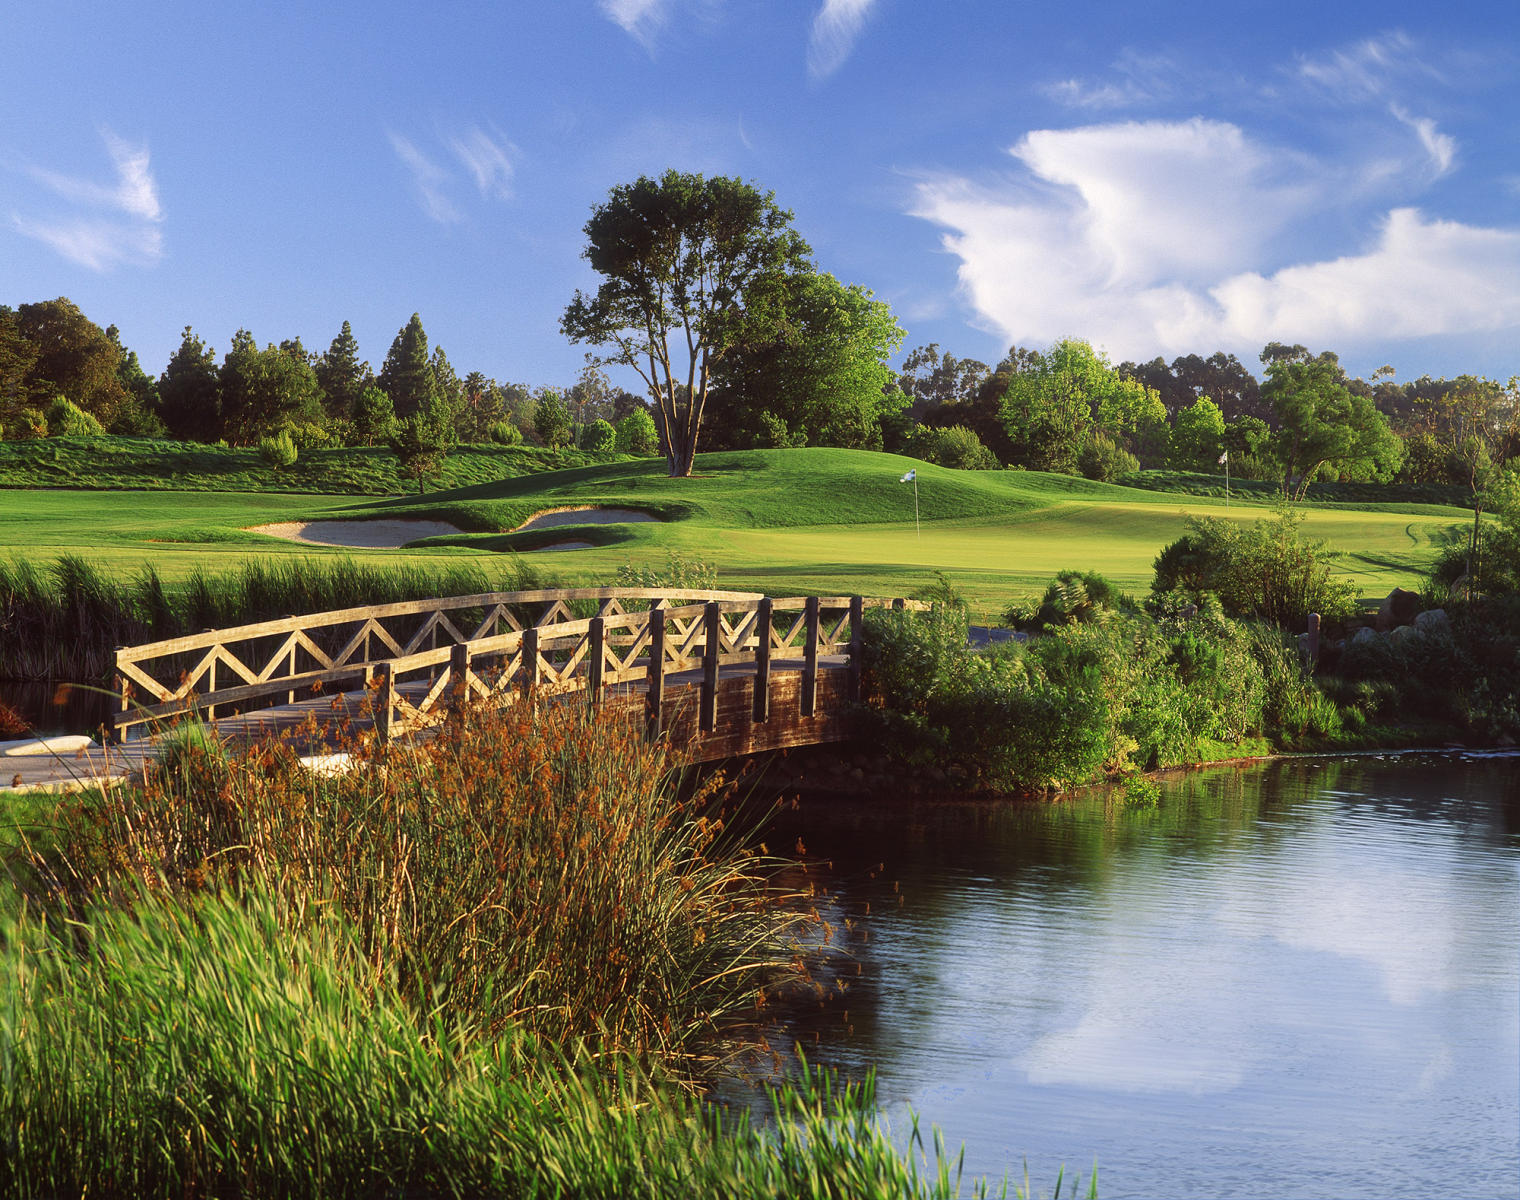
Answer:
xmin=113 ymin=588 xmax=927 ymax=741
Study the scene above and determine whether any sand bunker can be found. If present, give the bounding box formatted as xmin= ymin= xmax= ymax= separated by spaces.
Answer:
xmin=512 ymin=506 xmax=657 ymax=532
xmin=249 ymin=520 xmax=464 ymax=549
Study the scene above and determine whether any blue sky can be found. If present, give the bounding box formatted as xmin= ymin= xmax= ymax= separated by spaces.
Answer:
xmin=3 ymin=1 xmax=1517 ymax=392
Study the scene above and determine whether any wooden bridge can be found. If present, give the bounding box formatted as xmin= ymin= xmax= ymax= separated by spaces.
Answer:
xmin=0 ymin=588 xmax=926 ymax=792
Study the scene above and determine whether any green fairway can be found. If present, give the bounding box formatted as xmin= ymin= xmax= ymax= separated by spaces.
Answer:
xmin=0 ymin=447 xmax=1469 ymax=620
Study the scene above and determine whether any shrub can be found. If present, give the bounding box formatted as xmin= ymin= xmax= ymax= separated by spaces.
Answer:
xmin=907 ymin=424 xmax=1000 ymax=470
xmin=580 ymin=417 xmax=616 ymax=453
xmin=1151 ymin=508 xmax=1358 ymax=628
xmin=615 ymin=409 xmax=659 ymax=455
xmin=1007 ymin=570 xmax=1130 ymax=631
xmin=257 ymin=429 xmax=298 ymax=468
xmin=45 ymin=397 xmax=105 ymax=437
xmin=488 ymin=419 xmax=522 ymax=446
xmin=1078 ymin=431 xmax=1138 ymax=481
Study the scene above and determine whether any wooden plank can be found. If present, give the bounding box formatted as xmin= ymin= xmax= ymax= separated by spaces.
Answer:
xmin=847 ymin=595 xmax=863 ymax=703
xmin=647 ymin=606 xmax=666 ymax=736
xmin=588 ymin=616 xmax=605 ymax=703
xmin=801 ymin=596 xmax=819 ymax=718
xmin=753 ymin=596 xmax=772 ymax=723
xmin=700 ymin=601 xmax=719 ymax=732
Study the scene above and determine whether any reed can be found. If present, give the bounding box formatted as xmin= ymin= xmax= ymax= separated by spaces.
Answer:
xmin=39 ymin=696 xmax=811 ymax=1070
xmin=0 ymin=883 xmax=1040 ymax=1199
xmin=0 ymin=553 xmax=552 ymax=682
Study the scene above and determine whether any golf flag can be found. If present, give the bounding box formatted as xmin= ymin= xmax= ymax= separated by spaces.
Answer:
xmin=900 ymin=469 xmax=916 ymax=482
xmin=1217 ymin=450 xmax=1229 ymax=465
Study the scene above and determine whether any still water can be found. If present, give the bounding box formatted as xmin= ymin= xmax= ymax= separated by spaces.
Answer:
xmin=768 ymin=754 xmax=1520 ymax=1200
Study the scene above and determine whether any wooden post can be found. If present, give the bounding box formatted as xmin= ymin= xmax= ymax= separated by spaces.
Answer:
xmin=519 ymin=627 xmax=539 ymax=702
xmin=801 ymin=595 xmax=819 ymax=718
xmin=205 ymin=633 xmax=217 ymax=723
xmin=451 ymin=641 xmax=471 ymax=708
xmin=847 ymin=595 xmax=864 ymax=703
xmin=588 ymin=616 xmax=605 ymax=703
xmin=892 ymin=597 xmax=905 ymax=611
xmin=287 ymin=619 xmax=298 ymax=705
xmin=376 ymin=661 xmax=394 ymax=742
xmin=647 ymin=606 xmax=666 ymax=736
xmin=753 ymin=597 xmax=772 ymax=723
xmin=113 ymin=654 xmax=128 ymax=743
xmin=700 ymin=601 xmax=719 ymax=732
xmin=1306 ymin=612 xmax=1321 ymax=668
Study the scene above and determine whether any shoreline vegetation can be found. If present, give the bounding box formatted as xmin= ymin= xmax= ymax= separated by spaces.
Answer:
xmin=3 ymin=695 xmax=1084 ymax=1198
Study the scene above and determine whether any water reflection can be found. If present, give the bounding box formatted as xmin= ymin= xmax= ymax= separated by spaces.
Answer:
xmin=762 ymin=755 xmax=1520 ymax=1200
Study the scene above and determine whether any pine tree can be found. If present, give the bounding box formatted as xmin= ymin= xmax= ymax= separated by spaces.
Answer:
xmin=315 ymin=321 xmax=370 ymax=420
xmin=157 ymin=326 xmax=221 ymax=442
xmin=377 ymin=313 xmax=436 ymax=419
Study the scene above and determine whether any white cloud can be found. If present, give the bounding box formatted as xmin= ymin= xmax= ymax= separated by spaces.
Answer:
xmin=450 ymin=127 xmax=515 ymax=200
xmin=11 ymin=215 xmax=163 ymax=271
xmin=1391 ymin=105 xmax=1457 ymax=176
xmin=389 ymin=133 xmax=460 ymax=224
xmin=1295 ymin=30 xmax=1429 ymax=101
xmin=599 ymin=0 xmax=669 ymax=47
xmin=911 ymin=118 xmax=1520 ymax=362
xmin=808 ymin=0 xmax=878 ymax=79
xmin=1042 ymin=49 xmax=1182 ymax=111
xmin=11 ymin=129 xmax=163 ymax=270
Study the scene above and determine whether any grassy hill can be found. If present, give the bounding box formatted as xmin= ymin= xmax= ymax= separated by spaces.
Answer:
xmin=0 ymin=444 xmax=1470 ymax=619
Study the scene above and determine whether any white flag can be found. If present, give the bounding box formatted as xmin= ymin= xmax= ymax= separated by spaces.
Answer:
xmin=900 ymin=469 xmax=916 ymax=483
xmin=1217 ymin=451 xmax=1229 ymax=465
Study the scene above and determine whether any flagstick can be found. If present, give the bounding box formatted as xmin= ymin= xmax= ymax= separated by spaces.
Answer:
xmin=914 ymin=475 xmax=920 ymax=538
xmin=1225 ymin=452 xmax=1230 ymax=508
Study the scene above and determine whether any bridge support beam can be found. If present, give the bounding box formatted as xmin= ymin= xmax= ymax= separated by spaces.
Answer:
xmin=801 ymin=596 xmax=820 ymax=717
xmin=647 ymin=606 xmax=666 ymax=737
xmin=753 ymin=597 xmax=772 ymax=723
xmin=700 ymin=601 xmax=720 ymax=732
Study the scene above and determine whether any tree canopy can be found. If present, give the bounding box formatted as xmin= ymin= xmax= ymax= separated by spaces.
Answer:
xmin=706 ymin=271 xmax=905 ymax=450
xmin=1262 ymin=348 xmax=1404 ymax=498
xmin=561 ymin=170 xmax=812 ymax=477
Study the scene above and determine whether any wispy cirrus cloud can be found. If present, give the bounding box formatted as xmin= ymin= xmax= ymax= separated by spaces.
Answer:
xmin=599 ymin=0 xmax=670 ymax=48
xmin=10 ymin=129 xmax=164 ymax=270
xmin=389 ymin=125 xmax=516 ymax=224
xmin=808 ymin=0 xmax=879 ymax=79
xmin=1294 ymin=30 xmax=1435 ymax=101
xmin=910 ymin=117 xmax=1520 ymax=362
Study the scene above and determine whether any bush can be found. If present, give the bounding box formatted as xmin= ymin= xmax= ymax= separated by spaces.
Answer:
xmin=907 ymin=424 xmax=1000 ymax=470
xmin=45 ymin=397 xmax=105 ymax=437
xmin=1152 ymin=508 xmax=1358 ymax=629
xmin=1078 ymin=431 xmax=1138 ymax=481
xmin=579 ymin=417 xmax=616 ymax=453
xmin=1007 ymin=570 xmax=1131 ymax=631
xmin=257 ymin=429 xmax=298 ymax=468
xmin=615 ymin=409 xmax=659 ymax=455
xmin=488 ymin=419 xmax=522 ymax=446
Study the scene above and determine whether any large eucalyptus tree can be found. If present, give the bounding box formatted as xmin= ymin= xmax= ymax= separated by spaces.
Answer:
xmin=561 ymin=170 xmax=811 ymax=477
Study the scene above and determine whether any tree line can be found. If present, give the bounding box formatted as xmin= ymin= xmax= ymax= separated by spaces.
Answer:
xmin=3 ymin=169 xmax=1515 ymax=501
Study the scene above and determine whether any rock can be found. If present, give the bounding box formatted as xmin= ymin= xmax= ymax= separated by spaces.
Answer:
xmin=1 ymin=735 xmax=97 ymax=758
xmin=1387 ymin=624 xmax=1415 ymax=646
xmin=1377 ymin=587 xmax=1421 ymax=631
xmin=1497 ymin=733 xmax=1517 ymax=748
xmin=1350 ymin=626 xmax=1380 ymax=647
xmin=1414 ymin=608 xmax=1450 ymax=636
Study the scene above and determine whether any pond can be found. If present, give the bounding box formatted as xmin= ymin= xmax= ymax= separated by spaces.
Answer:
xmin=760 ymin=753 xmax=1520 ymax=1200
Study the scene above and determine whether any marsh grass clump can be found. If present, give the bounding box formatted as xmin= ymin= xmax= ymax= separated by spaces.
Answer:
xmin=36 ymin=697 xmax=809 ymax=1070
xmin=0 ymin=883 xmax=1027 ymax=1198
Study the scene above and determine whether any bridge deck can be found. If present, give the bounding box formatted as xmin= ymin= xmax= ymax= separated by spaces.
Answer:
xmin=2 ymin=656 xmax=852 ymax=794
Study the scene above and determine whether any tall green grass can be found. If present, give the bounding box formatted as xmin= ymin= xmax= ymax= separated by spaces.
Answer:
xmin=0 ymin=553 xmax=552 ymax=681
xmin=1 ymin=690 xmax=1097 ymax=1197
xmin=34 ymin=698 xmax=808 ymax=1069
xmin=0 ymin=884 xmax=1039 ymax=1199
